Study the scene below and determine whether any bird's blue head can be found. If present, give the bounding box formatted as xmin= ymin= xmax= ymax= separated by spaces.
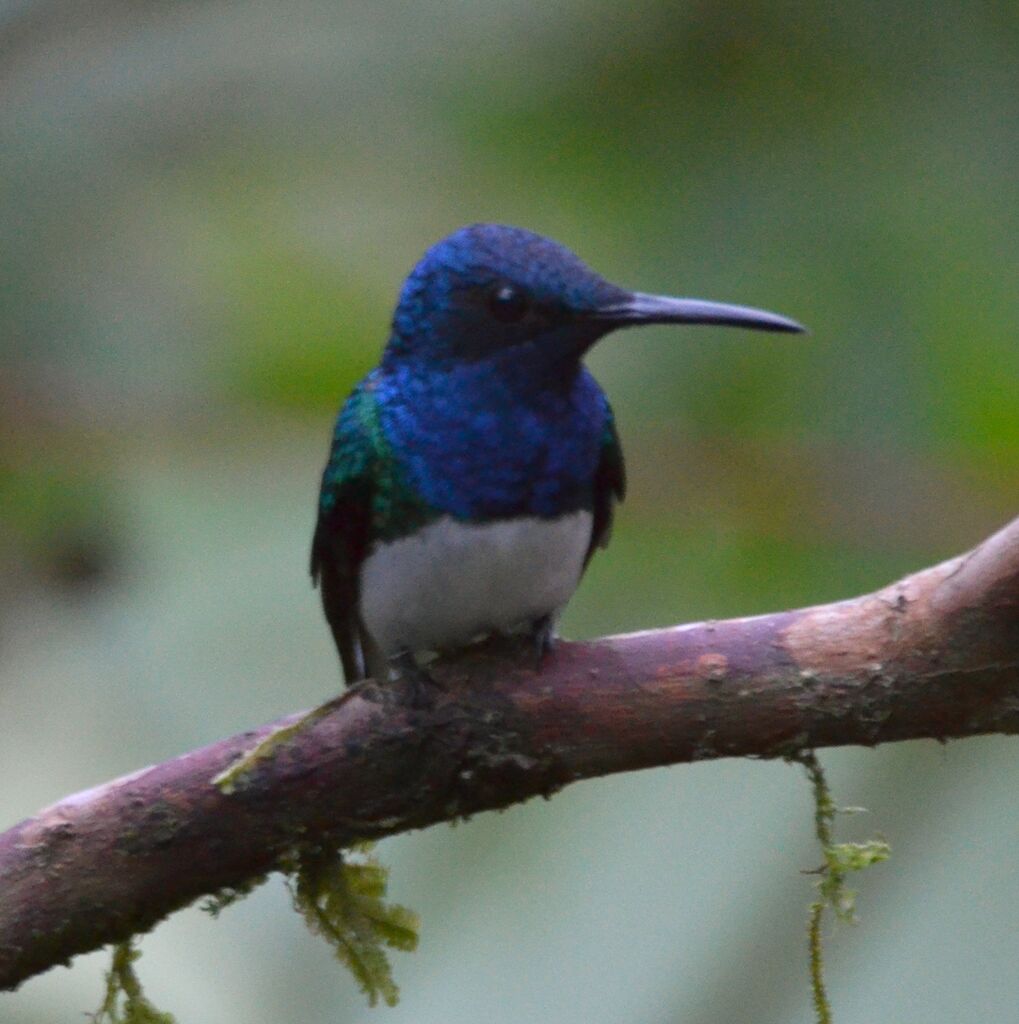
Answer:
xmin=384 ymin=223 xmax=803 ymax=375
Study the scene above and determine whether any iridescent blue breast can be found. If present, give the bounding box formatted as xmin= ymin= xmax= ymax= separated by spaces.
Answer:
xmin=376 ymin=359 xmax=609 ymax=522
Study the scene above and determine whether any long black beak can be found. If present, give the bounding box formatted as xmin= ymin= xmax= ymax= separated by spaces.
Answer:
xmin=593 ymin=292 xmax=806 ymax=334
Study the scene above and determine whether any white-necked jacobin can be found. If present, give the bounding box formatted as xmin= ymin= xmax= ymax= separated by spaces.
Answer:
xmin=311 ymin=224 xmax=804 ymax=692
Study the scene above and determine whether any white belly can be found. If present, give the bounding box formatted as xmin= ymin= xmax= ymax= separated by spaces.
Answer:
xmin=359 ymin=511 xmax=593 ymax=655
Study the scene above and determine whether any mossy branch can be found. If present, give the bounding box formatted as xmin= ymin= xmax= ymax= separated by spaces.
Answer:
xmin=90 ymin=941 xmax=176 ymax=1024
xmin=795 ymin=751 xmax=889 ymax=1024
xmin=1 ymin=513 xmax=1018 ymax=992
xmin=288 ymin=842 xmax=419 ymax=1007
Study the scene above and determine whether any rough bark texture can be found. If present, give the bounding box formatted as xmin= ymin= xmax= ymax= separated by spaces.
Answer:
xmin=2 ymin=515 xmax=1018 ymax=991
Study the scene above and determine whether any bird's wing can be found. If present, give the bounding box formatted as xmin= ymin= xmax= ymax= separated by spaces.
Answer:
xmin=310 ymin=383 xmax=380 ymax=683
xmin=584 ymin=407 xmax=626 ymax=566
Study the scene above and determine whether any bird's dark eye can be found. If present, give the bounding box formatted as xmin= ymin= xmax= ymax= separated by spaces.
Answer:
xmin=487 ymin=282 xmax=530 ymax=323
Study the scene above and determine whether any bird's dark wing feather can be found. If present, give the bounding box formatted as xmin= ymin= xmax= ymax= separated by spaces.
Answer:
xmin=310 ymin=385 xmax=379 ymax=683
xmin=584 ymin=409 xmax=626 ymax=567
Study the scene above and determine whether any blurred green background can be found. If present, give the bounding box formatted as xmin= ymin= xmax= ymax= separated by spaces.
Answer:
xmin=3 ymin=2 xmax=1018 ymax=1021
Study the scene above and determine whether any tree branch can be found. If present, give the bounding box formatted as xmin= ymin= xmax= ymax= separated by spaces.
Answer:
xmin=3 ymin=514 xmax=1019 ymax=991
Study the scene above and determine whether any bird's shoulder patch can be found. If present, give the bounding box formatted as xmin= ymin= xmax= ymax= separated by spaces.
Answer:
xmin=317 ymin=381 xmax=383 ymax=516
xmin=311 ymin=381 xmax=386 ymax=681
xmin=314 ymin=377 xmax=438 ymax=576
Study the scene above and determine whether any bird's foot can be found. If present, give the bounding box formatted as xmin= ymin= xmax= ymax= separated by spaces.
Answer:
xmin=392 ymin=651 xmax=446 ymax=709
xmin=214 ymin=688 xmax=359 ymax=794
xmin=530 ymin=614 xmax=557 ymax=670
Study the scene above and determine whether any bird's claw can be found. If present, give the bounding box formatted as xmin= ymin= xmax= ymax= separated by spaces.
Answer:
xmin=531 ymin=615 xmax=557 ymax=670
xmin=392 ymin=651 xmax=445 ymax=709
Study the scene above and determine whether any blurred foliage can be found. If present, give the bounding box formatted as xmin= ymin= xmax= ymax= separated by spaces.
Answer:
xmin=0 ymin=454 xmax=118 ymax=587
xmin=2 ymin=2 xmax=1018 ymax=1022
xmin=220 ymin=253 xmax=380 ymax=414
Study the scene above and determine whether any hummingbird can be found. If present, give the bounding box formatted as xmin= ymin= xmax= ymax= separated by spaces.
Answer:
xmin=311 ymin=224 xmax=803 ymax=695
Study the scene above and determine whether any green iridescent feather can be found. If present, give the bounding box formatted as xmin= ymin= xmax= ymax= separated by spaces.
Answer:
xmin=318 ymin=378 xmax=437 ymax=542
xmin=312 ymin=378 xmax=438 ymax=680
